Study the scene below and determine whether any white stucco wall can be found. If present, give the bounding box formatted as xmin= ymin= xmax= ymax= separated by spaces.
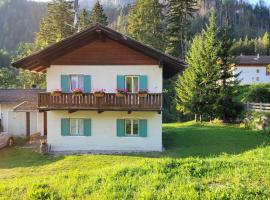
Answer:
xmin=47 ymin=65 xmax=162 ymax=93
xmin=8 ymin=111 xmax=43 ymax=136
xmin=236 ymin=66 xmax=270 ymax=85
xmin=0 ymin=103 xmax=17 ymax=132
xmin=47 ymin=111 xmax=162 ymax=152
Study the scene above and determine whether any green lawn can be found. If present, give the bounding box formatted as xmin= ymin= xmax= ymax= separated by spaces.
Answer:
xmin=0 ymin=122 xmax=270 ymax=200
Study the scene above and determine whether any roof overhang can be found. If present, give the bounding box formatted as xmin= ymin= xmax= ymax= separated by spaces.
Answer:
xmin=12 ymin=23 xmax=186 ymax=79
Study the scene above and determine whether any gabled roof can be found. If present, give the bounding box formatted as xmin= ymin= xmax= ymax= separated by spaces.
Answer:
xmin=12 ymin=23 xmax=186 ymax=78
xmin=0 ymin=89 xmax=45 ymax=103
xmin=236 ymin=55 xmax=270 ymax=66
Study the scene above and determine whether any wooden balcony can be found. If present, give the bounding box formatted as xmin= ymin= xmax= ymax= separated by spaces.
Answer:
xmin=38 ymin=93 xmax=162 ymax=113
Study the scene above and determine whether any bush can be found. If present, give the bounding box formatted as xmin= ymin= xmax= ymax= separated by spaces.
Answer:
xmin=27 ymin=184 xmax=59 ymax=200
xmin=244 ymin=84 xmax=270 ymax=103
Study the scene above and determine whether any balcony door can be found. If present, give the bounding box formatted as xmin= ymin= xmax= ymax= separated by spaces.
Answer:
xmin=125 ymin=76 xmax=139 ymax=93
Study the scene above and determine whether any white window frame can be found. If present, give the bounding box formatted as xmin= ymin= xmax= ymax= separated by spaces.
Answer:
xmin=70 ymin=75 xmax=84 ymax=91
xmin=125 ymin=76 xmax=139 ymax=93
xmin=70 ymin=118 xmax=84 ymax=136
xmin=125 ymin=119 xmax=139 ymax=136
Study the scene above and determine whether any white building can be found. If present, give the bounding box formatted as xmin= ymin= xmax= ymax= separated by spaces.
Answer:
xmin=236 ymin=55 xmax=270 ymax=85
xmin=12 ymin=24 xmax=185 ymax=152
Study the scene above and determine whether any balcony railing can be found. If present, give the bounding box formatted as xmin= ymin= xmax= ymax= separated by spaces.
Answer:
xmin=38 ymin=93 xmax=162 ymax=112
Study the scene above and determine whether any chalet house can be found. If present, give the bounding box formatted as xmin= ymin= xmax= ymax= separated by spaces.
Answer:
xmin=0 ymin=89 xmax=45 ymax=136
xmin=12 ymin=24 xmax=185 ymax=152
xmin=236 ymin=55 xmax=270 ymax=85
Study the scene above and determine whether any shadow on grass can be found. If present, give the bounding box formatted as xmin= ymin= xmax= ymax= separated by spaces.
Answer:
xmin=161 ymin=123 xmax=270 ymax=158
xmin=0 ymin=146 xmax=63 ymax=169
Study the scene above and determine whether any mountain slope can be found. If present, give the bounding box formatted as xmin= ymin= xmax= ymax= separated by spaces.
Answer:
xmin=0 ymin=0 xmax=47 ymax=51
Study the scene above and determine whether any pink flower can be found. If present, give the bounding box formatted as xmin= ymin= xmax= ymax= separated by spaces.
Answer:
xmin=92 ymin=88 xmax=106 ymax=93
xmin=72 ymin=88 xmax=83 ymax=93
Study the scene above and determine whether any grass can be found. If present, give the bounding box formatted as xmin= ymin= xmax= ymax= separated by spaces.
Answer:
xmin=0 ymin=122 xmax=270 ymax=199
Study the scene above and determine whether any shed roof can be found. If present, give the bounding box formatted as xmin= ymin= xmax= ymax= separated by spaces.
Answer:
xmin=12 ymin=23 xmax=186 ymax=78
xmin=0 ymin=89 xmax=45 ymax=103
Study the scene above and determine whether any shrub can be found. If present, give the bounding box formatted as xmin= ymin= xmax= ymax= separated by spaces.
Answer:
xmin=244 ymin=84 xmax=270 ymax=103
xmin=27 ymin=184 xmax=59 ymax=200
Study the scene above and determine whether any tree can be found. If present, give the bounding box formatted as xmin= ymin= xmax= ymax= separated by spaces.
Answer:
xmin=35 ymin=0 xmax=75 ymax=49
xmin=89 ymin=1 xmax=108 ymax=26
xmin=0 ymin=67 xmax=18 ymax=88
xmin=262 ymin=32 xmax=270 ymax=55
xmin=175 ymin=13 xmax=221 ymax=121
xmin=128 ymin=0 xmax=165 ymax=51
xmin=215 ymin=24 xmax=242 ymax=122
xmin=165 ymin=0 xmax=197 ymax=58
xmin=79 ymin=9 xmax=91 ymax=31
xmin=13 ymin=43 xmax=46 ymax=89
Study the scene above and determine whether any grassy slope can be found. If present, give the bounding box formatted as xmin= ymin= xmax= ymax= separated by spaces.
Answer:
xmin=0 ymin=122 xmax=270 ymax=199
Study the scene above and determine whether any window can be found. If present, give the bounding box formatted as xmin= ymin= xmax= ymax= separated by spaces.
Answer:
xmin=256 ymin=76 xmax=260 ymax=81
xmin=70 ymin=75 xmax=84 ymax=91
xmin=256 ymin=69 xmax=260 ymax=73
xmin=125 ymin=119 xmax=139 ymax=136
xmin=70 ymin=119 xmax=84 ymax=136
xmin=125 ymin=76 xmax=139 ymax=93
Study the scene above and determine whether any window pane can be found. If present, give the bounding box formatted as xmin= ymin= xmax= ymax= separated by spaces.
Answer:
xmin=70 ymin=119 xmax=77 ymax=135
xmin=133 ymin=120 xmax=139 ymax=135
xmin=78 ymin=119 xmax=84 ymax=136
xmin=78 ymin=76 xmax=84 ymax=90
xmin=133 ymin=77 xmax=139 ymax=93
xmin=126 ymin=77 xmax=132 ymax=92
xmin=71 ymin=76 xmax=78 ymax=91
xmin=125 ymin=119 xmax=132 ymax=135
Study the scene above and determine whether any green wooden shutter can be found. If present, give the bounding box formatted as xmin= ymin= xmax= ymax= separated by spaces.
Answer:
xmin=84 ymin=75 xmax=91 ymax=93
xmin=139 ymin=119 xmax=147 ymax=137
xmin=61 ymin=118 xmax=70 ymax=136
xmin=117 ymin=75 xmax=125 ymax=90
xmin=139 ymin=75 xmax=148 ymax=90
xmin=117 ymin=119 xmax=125 ymax=137
xmin=84 ymin=119 xmax=91 ymax=136
xmin=61 ymin=75 xmax=70 ymax=93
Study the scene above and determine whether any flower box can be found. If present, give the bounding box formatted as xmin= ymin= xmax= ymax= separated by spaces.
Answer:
xmin=116 ymin=89 xmax=127 ymax=98
xmin=138 ymin=90 xmax=148 ymax=98
xmin=93 ymin=89 xmax=106 ymax=98
xmin=94 ymin=92 xmax=105 ymax=98
xmin=72 ymin=88 xmax=84 ymax=96
xmin=52 ymin=89 xmax=62 ymax=96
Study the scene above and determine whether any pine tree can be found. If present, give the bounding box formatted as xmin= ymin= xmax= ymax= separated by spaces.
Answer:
xmin=175 ymin=13 xmax=221 ymax=121
xmin=79 ymin=9 xmax=91 ymax=31
xmin=165 ymin=0 xmax=197 ymax=58
xmin=128 ymin=0 xmax=165 ymax=51
xmin=215 ymin=23 xmax=242 ymax=122
xmin=89 ymin=1 xmax=108 ymax=26
xmin=35 ymin=0 xmax=75 ymax=49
